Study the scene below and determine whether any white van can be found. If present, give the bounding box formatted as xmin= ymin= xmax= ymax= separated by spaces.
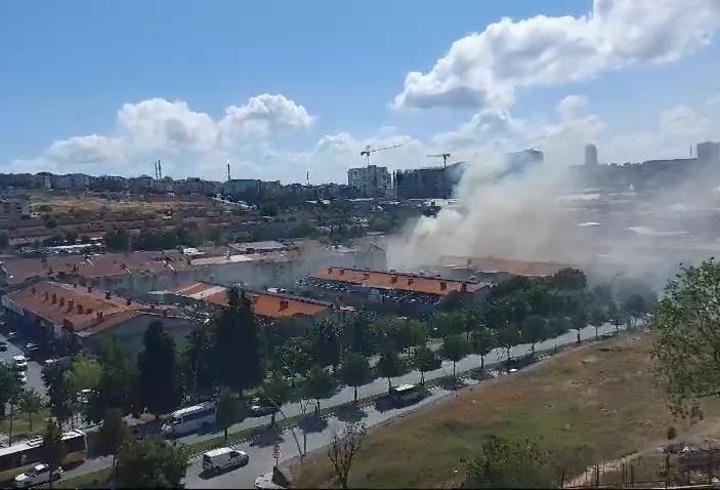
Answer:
xmin=160 ymin=402 xmax=216 ymax=437
xmin=13 ymin=463 xmax=63 ymax=487
xmin=202 ymin=447 xmax=249 ymax=475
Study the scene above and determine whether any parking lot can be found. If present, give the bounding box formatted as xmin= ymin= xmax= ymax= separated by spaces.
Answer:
xmin=0 ymin=322 xmax=47 ymax=398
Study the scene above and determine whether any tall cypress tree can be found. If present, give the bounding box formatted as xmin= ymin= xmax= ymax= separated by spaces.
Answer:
xmin=138 ymin=321 xmax=181 ymax=417
xmin=212 ymin=288 xmax=265 ymax=391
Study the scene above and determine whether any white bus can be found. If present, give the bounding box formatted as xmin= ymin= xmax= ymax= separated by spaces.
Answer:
xmin=160 ymin=402 xmax=216 ymax=437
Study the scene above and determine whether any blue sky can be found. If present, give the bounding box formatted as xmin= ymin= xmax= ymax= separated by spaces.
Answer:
xmin=1 ymin=0 xmax=719 ymax=183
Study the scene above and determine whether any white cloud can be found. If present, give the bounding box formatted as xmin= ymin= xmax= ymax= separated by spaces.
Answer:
xmin=219 ymin=93 xmax=314 ymax=141
xmin=392 ymin=0 xmax=720 ymax=110
xmin=117 ymin=98 xmax=219 ymax=152
xmin=660 ymin=105 xmax=715 ymax=140
xmin=46 ymin=134 xmax=125 ymax=164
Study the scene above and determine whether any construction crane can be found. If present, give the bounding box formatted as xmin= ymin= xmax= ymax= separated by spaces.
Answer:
xmin=426 ymin=152 xmax=467 ymax=168
xmin=360 ymin=144 xmax=401 ymax=166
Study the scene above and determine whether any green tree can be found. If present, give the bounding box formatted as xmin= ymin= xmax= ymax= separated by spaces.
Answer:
xmin=180 ymin=324 xmax=214 ymax=398
xmin=215 ymin=389 xmax=244 ymax=444
xmin=464 ymin=436 xmax=557 ymax=488
xmin=138 ymin=321 xmax=182 ymax=417
xmin=653 ymin=260 xmax=720 ymax=420
xmin=42 ymin=419 xmax=67 ymax=488
xmin=42 ymin=364 xmax=74 ymax=426
xmin=212 ymin=288 xmax=264 ymax=391
xmin=376 ymin=350 xmax=404 ymax=394
xmin=0 ymin=365 xmax=21 ymax=441
xmin=440 ymin=335 xmax=470 ymax=379
xmin=308 ymin=318 xmax=342 ymax=372
xmin=97 ymin=408 xmax=130 ymax=475
xmin=259 ymin=374 xmax=291 ymax=425
xmin=496 ymin=325 xmax=520 ymax=369
xmin=69 ymin=355 xmax=102 ymax=391
xmin=339 ymin=353 xmax=373 ymax=403
xmin=521 ymin=315 xmax=547 ymax=355
xmin=623 ymin=294 xmax=648 ymax=328
xmin=471 ymin=328 xmax=497 ymax=371
xmin=273 ymin=336 xmax=313 ymax=385
xmin=103 ymin=228 xmax=130 ymax=251
xmin=412 ymin=345 xmax=441 ymax=386
xmin=116 ymin=437 xmax=189 ymax=488
xmin=20 ymin=389 xmax=43 ymax=433
xmin=88 ymin=339 xmax=138 ymax=423
xmin=303 ymin=365 xmax=338 ymax=413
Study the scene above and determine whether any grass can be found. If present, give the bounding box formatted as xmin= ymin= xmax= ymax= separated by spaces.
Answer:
xmin=52 ymin=467 xmax=112 ymax=489
xmin=0 ymin=408 xmax=50 ymax=440
xmin=294 ymin=333 xmax=720 ymax=488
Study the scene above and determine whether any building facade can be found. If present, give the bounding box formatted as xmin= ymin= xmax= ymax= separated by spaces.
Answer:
xmin=347 ymin=165 xmax=392 ymax=197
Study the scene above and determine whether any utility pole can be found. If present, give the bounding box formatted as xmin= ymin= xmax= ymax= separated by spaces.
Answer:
xmin=227 ymin=161 xmax=231 ymax=181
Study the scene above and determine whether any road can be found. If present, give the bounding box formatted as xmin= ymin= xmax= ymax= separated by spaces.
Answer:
xmin=182 ymin=322 xmax=623 ymax=489
xmin=0 ymin=331 xmax=47 ymax=398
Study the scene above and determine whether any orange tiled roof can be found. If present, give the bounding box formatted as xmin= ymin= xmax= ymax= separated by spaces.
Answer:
xmin=4 ymin=281 xmax=144 ymax=333
xmin=441 ymin=256 xmax=571 ymax=277
xmin=172 ymin=282 xmax=331 ymax=319
xmin=310 ymin=267 xmax=485 ymax=296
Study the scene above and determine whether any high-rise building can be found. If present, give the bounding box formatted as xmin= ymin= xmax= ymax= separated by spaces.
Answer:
xmin=697 ymin=141 xmax=720 ymax=164
xmin=394 ymin=162 xmax=467 ymax=199
xmin=585 ymin=144 xmax=598 ymax=165
xmin=347 ymin=165 xmax=392 ymax=197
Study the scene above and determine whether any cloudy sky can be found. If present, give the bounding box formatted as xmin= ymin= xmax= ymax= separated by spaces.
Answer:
xmin=2 ymin=0 xmax=719 ymax=183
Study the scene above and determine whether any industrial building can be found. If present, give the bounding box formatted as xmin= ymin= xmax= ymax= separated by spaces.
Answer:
xmin=437 ymin=256 xmax=572 ymax=282
xmin=169 ymin=281 xmax=335 ymax=320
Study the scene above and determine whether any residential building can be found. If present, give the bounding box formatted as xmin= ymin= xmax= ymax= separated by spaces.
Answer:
xmin=1 ymin=281 xmax=198 ymax=357
xmin=347 ymin=165 xmax=392 ymax=197
xmin=697 ymin=141 xmax=720 ymax=164
xmin=585 ymin=144 xmax=598 ymax=166
xmin=394 ymin=162 xmax=467 ymax=199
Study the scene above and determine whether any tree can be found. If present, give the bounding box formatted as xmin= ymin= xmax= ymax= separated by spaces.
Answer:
xmin=20 ymin=389 xmax=43 ymax=433
xmin=259 ymin=374 xmax=290 ymax=426
xmin=42 ymin=364 xmax=74 ymax=426
xmin=180 ymin=324 xmax=214 ymax=398
xmin=88 ymin=339 xmax=138 ymax=423
xmin=496 ymin=325 xmax=520 ymax=370
xmin=104 ymin=228 xmax=130 ymax=251
xmin=328 ymin=422 xmax=367 ymax=489
xmin=216 ymin=389 xmax=244 ymax=444
xmin=339 ymin=353 xmax=373 ymax=403
xmin=96 ymin=408 xmax=130 ymax=475
xmin=623 ymin=294 xmax=647 ymax=328
xmin=273 ymin=337 xmax=313 ymax=386
xmin=440 ymin=335 xmax=470 ymax=379
xmin=471 ymin=328 xmax=497 ymax=371
xmin=521 ymin=315 xmax=547 ymax=355
xmin=42 ymin=419 xmax=67 ymax=488
xmin=0 ymin=365 xmax=21 ymax=441
xmin=116 ymin=437 xmax=189 ymax=488
xmin=412 ymin=345 xmax=441 ymax=386
xmin=303 ymin=365 xmax=338 ymax=413
xmin=308 ymin=318 xmax=342 ymax=372
xmin=376 ymin=350 xmax=404 ymax=394
xmin=464 ymin=435 xmax=557 ymax=488
xmin=653 ymin=260 xmax=720 ymax=420
xmin=69 ymin=355 xmax=102 ymax=391
xmin=212 ymin=288 xmax=264 ymax=391
xmin=137 ymin=321 xmax=182 ymax=417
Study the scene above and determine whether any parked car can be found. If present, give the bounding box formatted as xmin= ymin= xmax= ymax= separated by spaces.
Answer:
xmin=7 ymin=330 xmax=19 ymax=340
xmin=24 ymin=342 xmax=40 ymax=352
xmin=0 ymin=340 xmax=7 ymax=351
xmin=202 ymin=447 xmax=249 ymax=475
xmin=13 ymin=463 xmax=63 ymax=487
xmin=12 ymin=355 xmax=28 ymax=371
xmin=248 ymin=397 xmax=275 ymax=417
xmin=16 ymin=371 xmax=27 ymax=385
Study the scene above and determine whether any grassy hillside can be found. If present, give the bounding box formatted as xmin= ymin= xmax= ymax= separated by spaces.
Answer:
xmin=295 ymin=333 xmax=720 ymax=488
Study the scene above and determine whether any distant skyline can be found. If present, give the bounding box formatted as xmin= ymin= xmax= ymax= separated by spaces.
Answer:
xmin=1 ymin=0 xmax=719 ymax=184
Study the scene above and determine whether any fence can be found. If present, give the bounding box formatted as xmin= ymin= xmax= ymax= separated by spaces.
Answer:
xmin=564 ymin=446 xmax=720 ymax=488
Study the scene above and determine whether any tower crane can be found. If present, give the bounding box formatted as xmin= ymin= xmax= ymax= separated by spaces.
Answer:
xmin=360 ymin=144 xmax=401 ymax=166
xmin=426 ymin=152 xmax=466 ymax=168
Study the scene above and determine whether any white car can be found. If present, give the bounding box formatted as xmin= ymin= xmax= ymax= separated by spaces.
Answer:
xmin=16 ymin=371 xmax=27 ymax=385
xmin=12 ymin=355 xmax=28 ymax=371
xmin=13 ymin=463 xmax=63 ymax=487
xmin=202 ymin=447 xmax=249 ymax=475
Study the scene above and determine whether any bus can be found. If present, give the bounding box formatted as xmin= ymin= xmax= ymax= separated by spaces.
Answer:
xmin=390 ymin=384 xmax=425 ymax=406
xmin=160 ymin=402 xmax=216 ymax=437
xmin=0 ymin=430 xmax=87 ymax=473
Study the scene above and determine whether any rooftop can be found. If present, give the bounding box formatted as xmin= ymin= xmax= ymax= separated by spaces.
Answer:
xmin=440 ymin=256 xmax=572 ymax=277
xmin=172 ymin=282 xmax=331 ymax=319
xmin=311 ymin=267 xmax=486 ymax=296
xmin=3 ymin=281 xmax=186 ymax=337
